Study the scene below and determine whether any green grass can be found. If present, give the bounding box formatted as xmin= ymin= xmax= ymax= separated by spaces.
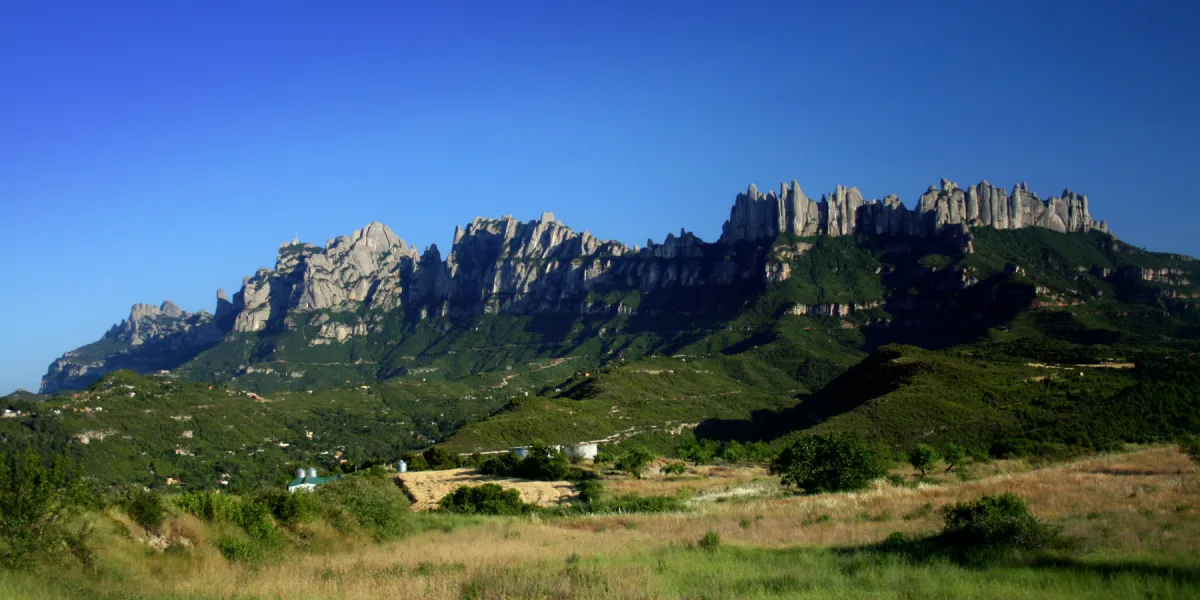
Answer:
xmin=461 ymin=544 xmax=1200 ymax=600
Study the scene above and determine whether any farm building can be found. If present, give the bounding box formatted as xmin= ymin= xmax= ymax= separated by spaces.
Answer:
xmin=286 ymin=467 xmax=341 ymax=493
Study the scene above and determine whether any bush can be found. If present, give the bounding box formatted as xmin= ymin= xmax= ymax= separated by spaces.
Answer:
xmin=771 ymin=434 xmax=887 ymax=493
xmin=939 ymin=493 xmax=1060 ymax=553
xmin=943 ymin=443 xmax=966 ymax=471
xmin=574 ymin=480 xmax=604 ymax=504
xmin=317 ymin=473 xmax=411 ymax=540
xmin=423 ymin=446 xmax=459 ymax=470
xmin=663 ymin=462 xmax=686 ymax=476
xmin=1180 ymin=436 xmax=1200 ymax=465
xmin=908 ymin=444 xmax=939 ymax=477
xmin=697 ymin=530 xmax=721 ymax=551
xmin=403 ymin=453 xmax=430 ymax=471
xmin=719 ymin=441 xmax=746 ymax=463
xmin=616 ymin=447 xmax=654 ymax=479
xmin=0 ymin=449 xmax=93 ymax=568
xmin=677 ymin=439 xmax=718 ymax=465
xmin=124 ymin=487 xmax=167 ymax=531
xmin=439 ymin=484 xmax=527 ymax=515
xmin=253 ymin=487 xmax=322 ymax=526
xmin=514 ymin=445 xmax=570 ymax=481
xmin=743 ymin=441 xmax=775 ymax=463
xmin=479 ymin=453 xmax=519 ymax=476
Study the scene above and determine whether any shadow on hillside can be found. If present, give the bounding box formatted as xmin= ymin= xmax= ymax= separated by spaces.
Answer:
xmin=1077 ymin=468 xmax=1187 ymax=477
xmin=693 ymin=405 xmax=810 ymax=443
xmin=833 ymin=536 xmax=1200 ymax=585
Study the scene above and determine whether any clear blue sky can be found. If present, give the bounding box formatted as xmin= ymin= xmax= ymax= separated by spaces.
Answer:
xmin=2 ymin=0 xmax=1198 ymax=394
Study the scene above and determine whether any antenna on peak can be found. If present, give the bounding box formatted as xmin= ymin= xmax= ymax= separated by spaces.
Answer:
xmin=292 ymin=231 xmax=299 ymax=245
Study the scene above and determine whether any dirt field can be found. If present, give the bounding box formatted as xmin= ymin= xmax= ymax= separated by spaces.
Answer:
xmin=397 ymin=468 xmax=576 ymax=510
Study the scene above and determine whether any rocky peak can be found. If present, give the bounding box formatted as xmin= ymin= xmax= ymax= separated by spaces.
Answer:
xmin=723 ymin=178 xmax=1111 ymax=243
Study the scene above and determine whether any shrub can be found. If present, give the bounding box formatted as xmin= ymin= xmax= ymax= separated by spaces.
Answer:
xmin=403 ymin=453 xmax=430 ymax=471
xmin=720 ymin=441 xmax=746 ymax=463
xmin=317 ymin=474 xmax=411 ymax=540
xmin=616 ymin=447 xmax=654 ymax=479
xmin=574 ymin=480 xmax=604 ymax=504
xmin=478 ymin=453 xmax=519 ymax=476
xmin=253 ymin=487 xmax=321 ymax=525
xmin=677 ymin=439 xmax=719 ymax=465
xmin=423 ymin=446 xmax=460 ymax=470
xmin=0 ymin=449 xmax=93 ymax=568
xmin=697 ymin=530 xmax=721 ymax=551
xmin=593 ymin=449 xmax=617 ymax=465
xmin=1180 ymin=436 xmax=1200 ymax=465
xmin=943 ymin=443 xmax=966 ymax=471
xmin=124 ymin=487 xmax=167 ymax=531
xmin=439 ymin=484 xmax=527 ymax=515
xmin=939 ymin=493 xmax=1060 ymax=553
xmin=744 ymin=441 xmax=775 ymax=463
xmin=514 ymin=445 xmax=570 ymax=481
xmin=771 ymin=434 xmax=887 ymax=493
xmin=663 ymin=462 xmax=686 ymax=476
xmin=908 ymin=444 xmax=939 ymax=477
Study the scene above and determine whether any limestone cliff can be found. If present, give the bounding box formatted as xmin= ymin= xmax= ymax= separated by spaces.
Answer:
xmin=720 ymin=179 xmax=1108 ymax=244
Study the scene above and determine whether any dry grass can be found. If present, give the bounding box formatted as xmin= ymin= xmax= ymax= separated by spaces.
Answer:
xmin=15 ymin=447 xmax=1200 ymax=599
xmin=575 ymin=447 xmax=1200 ymax=550
xmin=397 ymin=468 xmax=575 ymax=510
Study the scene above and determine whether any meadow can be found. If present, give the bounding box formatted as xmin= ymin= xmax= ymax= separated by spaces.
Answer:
xmin=2 ymin=446 xmax=1197 ymax=599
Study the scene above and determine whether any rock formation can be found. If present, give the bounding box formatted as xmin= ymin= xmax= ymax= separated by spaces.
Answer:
xmin=41 ymin=301 xmax=221 ymax=394
xmin=720 ymin=178 xmax=1108 ymax=243
xmin=41 ymin=176 xmax=1119 ymax=393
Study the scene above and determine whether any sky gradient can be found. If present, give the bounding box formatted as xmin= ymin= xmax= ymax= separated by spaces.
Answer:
xmin=2 ymin=0 xmax=1199 ymax=393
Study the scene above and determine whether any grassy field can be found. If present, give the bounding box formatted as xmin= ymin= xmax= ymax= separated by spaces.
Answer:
xmin=2 ymin=446 xmax=1197 ymax=599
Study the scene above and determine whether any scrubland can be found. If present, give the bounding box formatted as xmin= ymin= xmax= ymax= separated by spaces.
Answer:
xmin=2 ymin=446 xmax=1198 ymax=599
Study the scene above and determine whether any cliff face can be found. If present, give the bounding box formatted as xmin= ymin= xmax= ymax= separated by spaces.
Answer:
xmin=41 ymin=302 xmax=221 ymax=394
xmin=41 ymin=177 xmax=1121 ymax=393
xmin=720 ymin=179 xmax=1108 ymax=244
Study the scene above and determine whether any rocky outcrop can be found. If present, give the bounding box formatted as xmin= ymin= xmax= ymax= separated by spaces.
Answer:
xmin=721 ymin=178 xmax=1109 ymax=243
xmin=41 ymin=301 xmax=221 ymax=394
xmin=787 ymin=301 xmax=882 ymax=317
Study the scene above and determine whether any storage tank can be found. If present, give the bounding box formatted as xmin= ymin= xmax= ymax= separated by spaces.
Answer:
xmin=397 ymin=460 xmax=407 ymax=473
xmin=307 ymin=467 xmax=318 ymax=478
xmin=295 ymin=468 xmax=306 ymax=479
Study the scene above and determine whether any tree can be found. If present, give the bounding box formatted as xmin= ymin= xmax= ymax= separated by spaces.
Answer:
xmin=677 ymin=439 xmax=718 ymax=465
xmin=616 ymin=447 xmax=654 ymax=479
xmin=908 ymin=444 xmax=940 ymax=478
xmin=720 ymin=441 xmax=746 ymax=463
xmin=770 ymin=434 xmax=886 ymax=493
xmin=943 ymin=443 xmax=966 ymax=472
xmin=423 ymin=446 xmax=459 ymax=470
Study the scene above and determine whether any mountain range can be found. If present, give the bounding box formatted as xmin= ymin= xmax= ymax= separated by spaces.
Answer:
xmin=39 ymin=178 xmax=1135 ymax=394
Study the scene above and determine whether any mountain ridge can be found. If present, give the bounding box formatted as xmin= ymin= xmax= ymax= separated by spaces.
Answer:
xmin=40 ymin=177 xmax=1126 ymax=394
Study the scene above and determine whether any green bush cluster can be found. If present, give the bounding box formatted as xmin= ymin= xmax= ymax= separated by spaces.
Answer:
xmin=438 ymin=484 xmax=528 ymax=515
xmin=478 ymin=445 xmax=581 ymax=482
xmin=0 ymin=448 xmax=94 ymax=569
xmin=677 ymin=439 xmax=774 ymax=465
xmin=771 ymin=434 xmax=887 ymax=493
